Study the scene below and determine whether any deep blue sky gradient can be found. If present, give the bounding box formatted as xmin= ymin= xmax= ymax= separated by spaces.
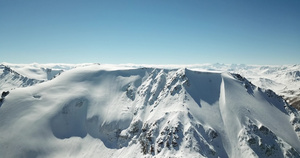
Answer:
xmin=1 ymin=0 xmax=299 ymax=64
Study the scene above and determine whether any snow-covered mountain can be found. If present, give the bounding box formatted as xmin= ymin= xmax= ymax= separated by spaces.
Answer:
xmin=0 ymin=64 xmax=42 ymax=91
xmin=189 ymin=64 xmax=300 ymax=110
xmin=0 ymin=64 xmax=299 ymax=158
xmin=0 ymin=63 xmax=99 ymax=91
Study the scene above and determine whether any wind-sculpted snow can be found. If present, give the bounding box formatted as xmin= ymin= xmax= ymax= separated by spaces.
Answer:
xmin=184 ymin=70 xmax=222 ymax=106
xmin=0 ymin=65 xmax=300 ymax=158
xmin=238 ymin=118 xmax=300 ymax=157
xmin=2 ymin=63 xmax=300 ymax=109
xmin=51 ymin=98 xmax=89 ymax=139
xmin=0 ymin=64 xmax=41 ymax=91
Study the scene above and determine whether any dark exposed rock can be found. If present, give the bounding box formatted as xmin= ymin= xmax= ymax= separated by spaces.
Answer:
xmin=1 ymin=91 xmax=9 ymax=98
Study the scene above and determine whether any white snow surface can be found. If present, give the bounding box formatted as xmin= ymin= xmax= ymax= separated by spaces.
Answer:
xmin=1 ymin=63 xmax=96 ymax=81
xmin=0 ymin=63 xmax=300 ymax=158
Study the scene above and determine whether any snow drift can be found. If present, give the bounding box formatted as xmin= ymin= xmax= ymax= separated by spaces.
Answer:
xmin=0 ymin=65 xmax=300 ymax=158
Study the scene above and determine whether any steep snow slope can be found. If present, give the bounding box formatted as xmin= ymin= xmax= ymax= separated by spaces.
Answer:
xmin=237 ymin=65 xmax=300 ymax=110
xmin=0 ymin=65 xmax=299 ymax=158
xmin=1 ymin=63 xmax=73 ymax=81
xmin=189 ymin=64 xmax=300 ymax=110
xmin=131 ymin=63 xmax=300 ymax=110
xmin=0 ymin=64 xmax=41 ymax=91
xmin=2 ymin=63 xmax=299 ymax=110
xmin=0 ymin=63 xmax=99 ymax=91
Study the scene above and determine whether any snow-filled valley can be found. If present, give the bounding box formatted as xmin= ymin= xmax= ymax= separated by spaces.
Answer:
xmin=0 ymin=63 xmax=300 ymax=158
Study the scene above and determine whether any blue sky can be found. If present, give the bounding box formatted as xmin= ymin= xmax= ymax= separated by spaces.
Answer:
xmin=0 ymin=0 xmax=299 ymax=64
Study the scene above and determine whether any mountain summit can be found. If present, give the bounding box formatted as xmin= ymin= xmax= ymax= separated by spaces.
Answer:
xmin=0 ymin=65 xmax=299 ymax=158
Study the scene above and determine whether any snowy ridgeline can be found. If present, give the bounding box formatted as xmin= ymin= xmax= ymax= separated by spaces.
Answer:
xmin=1 ymin=63 xmax=300 ymax=109
xmin=0 ymin=64 xmax=300 ymax=158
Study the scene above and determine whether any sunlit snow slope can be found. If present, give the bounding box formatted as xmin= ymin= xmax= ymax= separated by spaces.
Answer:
xmin=0 ymin=64 xmax=41 ymax=91
xmin=187 ymin=63 xmax=300 ymax=110
xmin=0 ymin=65 xmax=300 ymax=158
